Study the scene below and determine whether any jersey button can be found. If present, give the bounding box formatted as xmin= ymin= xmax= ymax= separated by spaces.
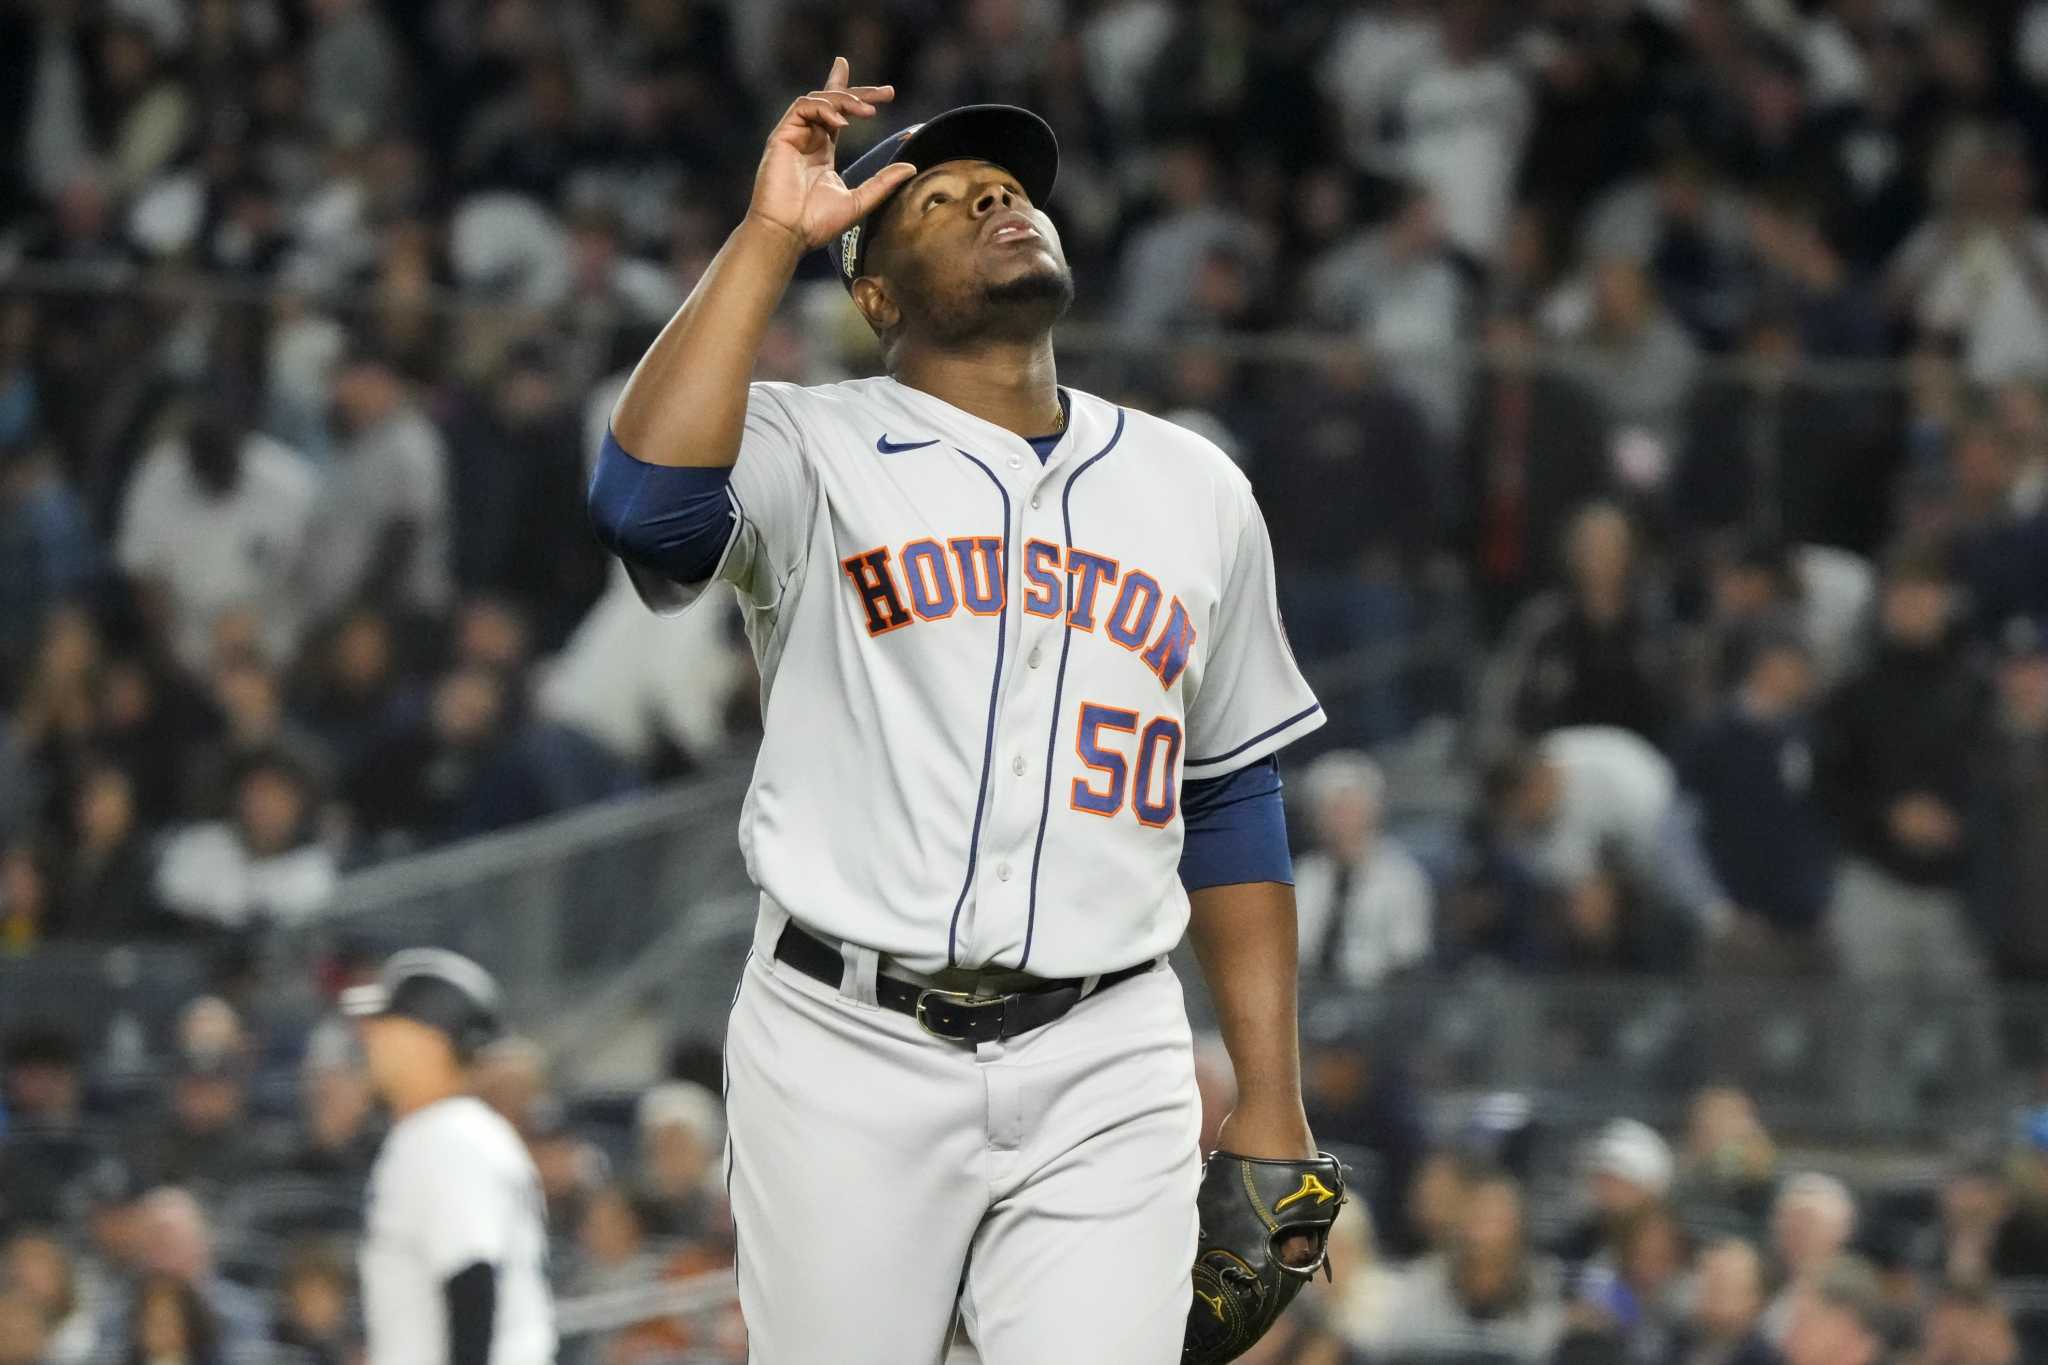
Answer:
xmin=995 ymin=861 xmax=1013 ymax=881
xmin=1007 ymin=455 xmax=1023 ymax=470
xmin=1027 ymin=647 xmax=1043 ymax=669
xmin=1030 ymin=495 xmax=1041 ymax=510
xmin=1011 ymin=755 xmax=1026 ymax=776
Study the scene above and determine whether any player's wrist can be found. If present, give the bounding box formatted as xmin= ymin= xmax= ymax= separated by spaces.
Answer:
xmin=736 ymin=211 xmax=813 ymax=263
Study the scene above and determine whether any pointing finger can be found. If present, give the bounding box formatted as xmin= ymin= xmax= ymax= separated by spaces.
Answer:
xmin=825 ymin=56 xmax=850 ymax=92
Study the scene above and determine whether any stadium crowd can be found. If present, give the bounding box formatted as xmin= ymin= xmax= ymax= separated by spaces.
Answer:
xmin=7 ymin=0 xmax=2048 ymax=1360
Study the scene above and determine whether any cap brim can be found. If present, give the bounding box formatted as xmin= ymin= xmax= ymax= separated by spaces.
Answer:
xmin=339 ymin=983 xmax=390 ymax=1018
xmin=886 ymin=105 xmax=1057 ymax=207
xmin=836 ymin=104 xmax=1059 ymax=286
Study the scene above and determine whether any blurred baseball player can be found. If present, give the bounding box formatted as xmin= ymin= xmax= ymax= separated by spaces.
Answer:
xmin=591 ymin=61 xmax=1342 ymax=1363
xmin=344 ymin=950 xmax=556 ymax=1365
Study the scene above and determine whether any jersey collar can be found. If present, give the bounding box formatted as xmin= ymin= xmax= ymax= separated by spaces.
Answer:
xmin=877 ymin=376 xmax=1099 ymax=479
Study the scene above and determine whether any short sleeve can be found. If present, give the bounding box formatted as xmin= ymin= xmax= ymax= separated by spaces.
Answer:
xmin=1182 ymin=490 xmax=1325 ymax=781
xmin=623 ymin=382 xmax=816 ymax=617
xmin=410 ymin=1136 xmax=518 ymax=1277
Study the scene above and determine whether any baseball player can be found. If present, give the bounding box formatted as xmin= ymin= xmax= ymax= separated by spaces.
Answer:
xmin=343 ymin=950 xmax=556 ymax=1365
xmin=590 ymin=61 xmax=1343 ymax=1363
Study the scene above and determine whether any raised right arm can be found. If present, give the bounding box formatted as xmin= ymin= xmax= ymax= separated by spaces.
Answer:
xmin=607 ymin=57 xmax=914 ymax=469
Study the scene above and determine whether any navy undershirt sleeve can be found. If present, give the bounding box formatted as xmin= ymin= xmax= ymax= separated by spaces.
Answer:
xmin=587 ymin=428 xmax=736 ymax=585
xmin=444 ymin=1262 xmax=496 ymax=1365
xmin=1179 ymin=756 xmax=1293 ymax=891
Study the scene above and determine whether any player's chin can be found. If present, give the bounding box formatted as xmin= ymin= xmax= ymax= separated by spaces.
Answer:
xmin=980 ymin=253 xmax=1074 ymax=310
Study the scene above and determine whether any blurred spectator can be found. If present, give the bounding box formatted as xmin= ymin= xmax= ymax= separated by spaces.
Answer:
xmin=443 ymin=344 xmax=609 ymax=649
xmin=1673 ymin=1087 xmax=1780 ymax=1247
xmin=1677 ymin=310 xmax=1900 ymax=556
xmin=114 ymin=400 xmax=317 ymax=675
xmin=1917 ymin=413 xmax=2048 ymax=636
xmin=1465 ymin=315 xmax=1613 ymax=622
xmin=1762 ymin=1174 xmax=1858 ymax=1345
xmin=92 ymin=656 xmax=212 ymax=831
xmin=277 ymin=1050 xmax=378 ymax=1185
xmin=154 ymin=751 xmax=336 ymax=931
xmin=1382 ymin=0 xmax=1531 ymax=268
xmin=1676 ymin=623 xmax=1832 ymax=973
xmin=1778 ymin=1255 xmax=1887 ymax=1365
xmin=1672 ymin=1237 xmax=1780 ymax=1365
xmin=1251 ymin=357 xmax=1427 ymax=737
xmin=530 ymin=1103 xmax=608 ymax=1251
xmin=128 ymin=1189 xmax=266 ymax=1360
xmin=304 ymin=0 xmax=401 ymax=148
xmin=1293 ymin=752 xmax=1433 ymax=989
xmin=1576 ymin=148 xmax=1749 ymax=348
xmin=634 ymin=1081 xmax=723 ymax=1242
xmin=1888 ymin=127 xmax=2048 ymax=386
xmin=54 ymin=758 xmax=159 ymax=941
xmin=1680 ymin=536 xmax=1873 ymax=719
xmin=122 ymin=1273 xmax=221 ymax=1365
xmin=1557 ymin=1119 xmax=1676 ymax=1270
xmin=1566 ymin=256 xmax=1701 ymax=480
xmin=0 ymin=840 xmax=55 ymax=955
xmin=1816 ymin=545 xmax=1985 ymax=984
xmin=1317 ymin=1202 xmax=1400 ymax=1352
xmin=1304 ymin=185 xmax=1470 ymax=447
xmin=2 ymin=1231 xmax=96 ymax=1364
xmin=1572 ymin=1202 xmax=1688 ymax=1364
xmin=179 ymin=657 xmax=328 ymax=820
xmin=291 ymin=606 xmax=411 ymax=781
xmin=1483 ymin=727 xmax=1725 ymax=968
xmin=138 ymin=1052 xmax=264 ymax=1205
xmin=299 ymin=344 xmax=452 ymax=626
xmin=0 ymin=436 xmax=97 ymax=666
xmin=571 ymin=1184 xmax=662 ymax=1294
xmin=345 ymin=664 xmax=630 ymax=852
xmin=1910 ymin=1280 xmax=2022 ymax=1365
xmin=1484 ymin=502 xmax=1678 ymax=748
xmin=0 ymin=1029 xmax=96 ymax=1230
xmin=536 ymin=573 xmax=751 ymax=774
xmin=272 ymin=1240 xmax=352 ymax=1365
xmin=1298 ymin=1018 xmax=1426 ymax=1256
xmin=472 ymin=1037 xmax=549 ymax=1140
xmin=1970 ymin=617 xmax=2048 ymax=983
xmin=1115 ymin=141 xmax=1268 ymax=335
xmin=1371 ymin=1171 xmax=1566 ymax=1361
xmin=1933 ymin=1152 xmax=2048 ymax=1286
xmin=0 ymin=1291 xmax=47 ymax=1365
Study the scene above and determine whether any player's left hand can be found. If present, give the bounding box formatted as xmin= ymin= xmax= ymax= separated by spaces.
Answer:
xmin=1215 ymin=1103 xmax=1319 ymax=1268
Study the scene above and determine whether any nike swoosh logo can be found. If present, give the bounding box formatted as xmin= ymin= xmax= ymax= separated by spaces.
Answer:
xmin=876 ymin=435 xmax=940 ymax=454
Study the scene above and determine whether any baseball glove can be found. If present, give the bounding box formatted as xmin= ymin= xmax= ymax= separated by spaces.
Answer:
xmin=1182 ymin=1151 xmax=1346 ymax=1365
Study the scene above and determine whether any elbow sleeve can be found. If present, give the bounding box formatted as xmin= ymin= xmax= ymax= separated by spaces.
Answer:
xmin=587 ymin=428 xmax=738 ymax=585
xmin=1179 ymin=756 xmax=1294 ymax=891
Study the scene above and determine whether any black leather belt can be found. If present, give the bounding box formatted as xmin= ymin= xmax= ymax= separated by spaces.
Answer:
xmin=772 ymin=921 xmax=1154 ymax=1044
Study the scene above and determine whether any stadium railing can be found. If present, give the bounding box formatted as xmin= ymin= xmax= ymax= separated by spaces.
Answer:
xmin=275 ymin=761 xmax=755 ymax=1026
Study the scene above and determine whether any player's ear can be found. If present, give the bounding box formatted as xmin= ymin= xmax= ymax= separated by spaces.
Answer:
xmin=852 ymin=275 xmax=899 ymax=334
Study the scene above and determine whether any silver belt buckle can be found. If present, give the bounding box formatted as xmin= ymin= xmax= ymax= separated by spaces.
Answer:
xmin=915 ymin=988 xmax=998 ymax=1041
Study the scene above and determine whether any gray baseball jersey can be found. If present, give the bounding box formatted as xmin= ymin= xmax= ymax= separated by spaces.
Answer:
xmin=633 ymin=376 xmax=1324 ymax=977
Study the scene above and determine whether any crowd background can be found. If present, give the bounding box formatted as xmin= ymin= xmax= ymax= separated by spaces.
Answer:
xmin=8 ymin=0 xmax=2048 ymax=1361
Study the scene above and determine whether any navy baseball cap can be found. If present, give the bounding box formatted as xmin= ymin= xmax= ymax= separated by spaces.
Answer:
xmin=833 ymin=104 xmax=1059 ymax=290
xmin=342 ymin=948 xmax=504 ymax=1057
